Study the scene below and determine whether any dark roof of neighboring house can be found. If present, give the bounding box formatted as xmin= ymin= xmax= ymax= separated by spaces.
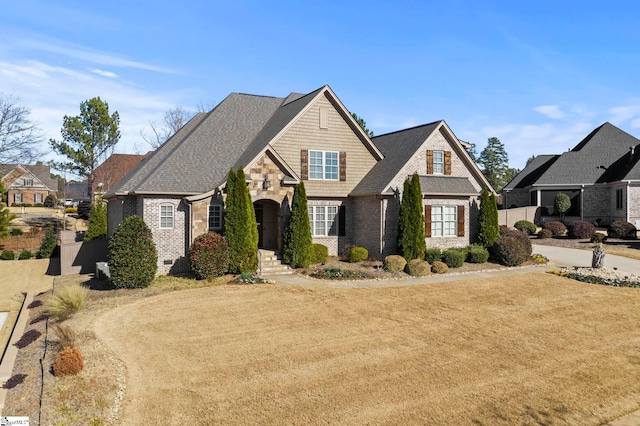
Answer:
xmin=504 ymin=122 xmax=640 ymax=190
xmin=0 ymin=162 xmax=58 ymax=190
xmin=92 ymin=153 xmax=152 ymax=192
xmin=107 ymin=88 xmax=330 ymax=197
xmin=351 ymin=122 xmax=442 ymax=195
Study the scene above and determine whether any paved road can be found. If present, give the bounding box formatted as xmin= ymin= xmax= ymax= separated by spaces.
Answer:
xmin=532 ymin=244 xmax=640 ymax=276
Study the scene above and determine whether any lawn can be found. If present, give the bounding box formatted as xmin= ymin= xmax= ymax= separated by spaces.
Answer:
xmin=84 ymin=272 xmax=640 ymax=425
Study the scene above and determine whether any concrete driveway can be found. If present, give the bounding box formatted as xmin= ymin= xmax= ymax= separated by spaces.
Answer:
xmin=532 ymin=244 xmax=640 ymax=276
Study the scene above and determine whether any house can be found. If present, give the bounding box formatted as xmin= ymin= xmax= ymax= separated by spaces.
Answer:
xmin=0 ymin=162 xmax=58 ymax=206
xmin=503 ymin=122 xmax=640 ymax=227
xmin=104 ymin=85 xmax=492 ymax=274
xmin=91 ymin=152 xmax=152 ymax=196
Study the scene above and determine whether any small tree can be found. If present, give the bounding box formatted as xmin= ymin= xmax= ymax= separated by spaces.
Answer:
xmin=108 ymin=215 xmax=157 ymax=288
xmin=38 ymin=223 xmax=57 ymax=258
xmin=397 ymin=173 xmax=426 ymax=261
xmin=0 ymin=204 xmax=16 ymax=239
xmin=84 ymin=198 xmax=107 ymax=241
xmin=282 ymin=182 xmax=314 ymax=268
xmin=476 ymin=188 xmax=499 ymax=248
xmin=554 ymin=193 xmax=571 ymax=219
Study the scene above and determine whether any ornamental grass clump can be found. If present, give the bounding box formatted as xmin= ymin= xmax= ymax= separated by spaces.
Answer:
xmin=44 ymin=283 xmax=89 ymax=321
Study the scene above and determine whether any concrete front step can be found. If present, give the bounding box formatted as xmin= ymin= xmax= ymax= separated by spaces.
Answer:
xmin=258 ymin=250 xmax=294 ymax=275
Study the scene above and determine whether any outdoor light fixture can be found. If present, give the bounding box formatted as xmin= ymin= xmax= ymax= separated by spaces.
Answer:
xmin=263 ymin=175 xmax=270 ymax=190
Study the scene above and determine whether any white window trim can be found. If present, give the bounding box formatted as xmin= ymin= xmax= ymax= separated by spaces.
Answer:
xmin=431 ymin=205 xmax=457 ymax=237
xmin=308 ymin=205 xmax=338 ymax=237
xmin=432 ymin=150 xmax=444 ymax=175
xmin=159 ymin=204 xmax=174 ymax=229
xmin=34 ymin=193 xmax=43 ymax=203
xmin=208 ymin=205 xmax=223 ymax=230
xmin=309 ymin=150 xmax=339 ymax=181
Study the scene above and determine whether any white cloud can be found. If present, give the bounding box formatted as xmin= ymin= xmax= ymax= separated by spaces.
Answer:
xmin=89 ymin=68 xmax=118 ymax=78
xmin=533 ymin=105 xmax=565 ymax=119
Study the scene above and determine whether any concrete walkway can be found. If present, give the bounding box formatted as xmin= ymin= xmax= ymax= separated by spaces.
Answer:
xmin=532 ymin=244 xmax=640 ymax=277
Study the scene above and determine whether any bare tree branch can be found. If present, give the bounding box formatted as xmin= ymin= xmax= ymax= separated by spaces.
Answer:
xmin=0 ymin=93 xmax=43 ymax=164
xmin=140 ymin=106 xmax=195 ymax=149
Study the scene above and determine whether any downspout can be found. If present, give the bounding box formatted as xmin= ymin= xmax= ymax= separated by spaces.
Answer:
xmin=380 ymin=197 xmax=385 ymax=258
xmin=626 ymin=181 xmax=631 ymax=223
xmin=187 ymin=200 xmax=192 ymax=247
xmin=580 ymin=185 xmax=584 ymax=222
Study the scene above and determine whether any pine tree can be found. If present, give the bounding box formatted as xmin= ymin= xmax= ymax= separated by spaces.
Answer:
xmin=282 ymin=182 xmax=314 ymax=268
xmin=397 ymin=173 xmax=426 ymax=261
xmin=478 ymin=137 xmax=510 ymax=191
xmin=476 ymin=188 xmax=499 ymax=248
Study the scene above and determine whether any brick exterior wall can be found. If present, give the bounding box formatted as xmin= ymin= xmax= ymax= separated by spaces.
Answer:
xmin=143 ymin=197 xmax=188 ymax=274
xmin=307 ymin=198 xmax=351 ymax=255
xmin=352 ymin=197 xmax=382 ymax=257
xmin=424 ymin=197 xmax=473 ymax=249
xmin=629 ymin=184 xmax=640 ymax=227
xmin=3 ymin=166 xmax=56 ymax=206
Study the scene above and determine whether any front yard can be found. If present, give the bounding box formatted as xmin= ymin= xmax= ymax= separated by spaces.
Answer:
xmin=12 ymin=271 xmax=640 ymax=425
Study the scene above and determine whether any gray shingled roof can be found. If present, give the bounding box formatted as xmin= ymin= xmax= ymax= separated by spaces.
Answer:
xmin=0 ymin=163 xmax=58 ymax=190
xmin=503 ymin=154 xmax=559 ymax=190
xmin=108 ymin=91 xmax=320 ymax=196
xmin=533 ymin=123 xmax=640 ymax=185
xmin=418 ymin=175 xmax=477 ymax=195
xmin=351 ymin=122 xmax=441 ymax=195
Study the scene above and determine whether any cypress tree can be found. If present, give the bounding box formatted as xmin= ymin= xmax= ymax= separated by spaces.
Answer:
xmin=397 ymin=173 xmax=426 ymax=261
xmin=84 ymin=198 xmax=107 ymax=241
xmin=225 ymin=167 xmax=258 ymax=273
xmin=282 ymin=182 xmax=314 ymax=268
xmin=476 ymin=188 xmax=499 ymax=248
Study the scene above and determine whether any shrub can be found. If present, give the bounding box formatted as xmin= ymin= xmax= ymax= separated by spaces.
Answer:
xmin=383 ymin=255 xmax=407 ymax=272
xmin=109 ymin=215 xmax=158 ymax=289
xmin=189 ymin=232 xmax=230 ymax=280
xmin=1 ymin=250 xmax=15 ymax=260
xmin=514 ymin=220 xmax=537 ymax=235
xmin=424 ymin=247 xmax=442 ymax=264
xmin=404 ymin=259 xmax=431 ymax=276
xmin=44 ymin=283 xmax=89 ymax=321
xmin=84 ymin=200 xmax=107 ymax=241
xmin=537 ymin=229 xmax=553 ymax=239
xmin=608 ymin=221 xmax=637 ymax=239
xmin=466 ymin=244 xmax=489 ymax=263
xmin=567 ymin=221 xmax=596 ymax=239
xmin=53 ymin=346 xmax=84 ymax=377
xmin=442 ymin=248 xmax=465 ymax=268
xmin=313 ymin=244 xmax=329 ymax=264
xmin=491 ymin=236 xmax=529 ymax=266
xmin=44 ymin=194 xmax=57 ymax=208
xmin=431 ymin=261 xmax=449 ymax=274
xmin=591 ymin=232 xmax=607 ymax=243
xmin=18 ymin=249 xmax=33 ymax=260
xmin=10 ymin=228 xmax=23 ymax=236
xmin=476 ymin=188 xmax=500 ymax=248
xmin=65 ymin=207 xmax=77 ymax=214
xmin=38 ymin=224 xmax=57 ymax=259
xmin=397 ymin=173 xmax=426 ymax=260
xmin=348 ymin=246 xmax=368 ymax=263
xmin=542 ymin=221 xmax=566 ymax=236
xmin=281 ymin=181 xmax=314 ymax=268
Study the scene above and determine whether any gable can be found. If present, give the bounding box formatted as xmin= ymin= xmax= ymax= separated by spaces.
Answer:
xmin=270 ymin=92 xmax=380 ymax=197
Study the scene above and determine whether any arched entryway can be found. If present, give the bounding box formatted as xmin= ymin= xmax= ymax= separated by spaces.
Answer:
xmin=254 ymin=199 xmax=280 ymax=250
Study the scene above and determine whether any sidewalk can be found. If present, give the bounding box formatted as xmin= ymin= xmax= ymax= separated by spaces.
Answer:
xmin=532 ymin=244 xmax=640 ymax=277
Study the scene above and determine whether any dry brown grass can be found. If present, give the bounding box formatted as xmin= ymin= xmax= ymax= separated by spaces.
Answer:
xmin=81 ymin=273 xmax=640 ymax=425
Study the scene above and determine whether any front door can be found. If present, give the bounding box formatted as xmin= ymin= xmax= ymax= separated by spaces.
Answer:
xmin=254 ymin=200 xmax=279 ymax=250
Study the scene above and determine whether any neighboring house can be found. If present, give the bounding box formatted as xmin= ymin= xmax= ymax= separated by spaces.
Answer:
xmin=104 ymin=85 xmax=492 ymax=274
xmin=0 ymin=162 xmax=58 ymax=206
xmin=91 ymin=152 xmax=153 ymax=197
xmin=64 ymin=182 xmax=90 ymax=202
xmin=503 ymin=122 xmax=640 ymax=227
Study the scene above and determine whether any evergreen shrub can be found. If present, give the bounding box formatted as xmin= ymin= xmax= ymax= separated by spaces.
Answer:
xmin=567 ymin=221 xmax=596 ymax=239
xmin=1 ymin=250 xmax=15 ymax=260
xmin=404 ymin=259 xmax=431 ymax=276
xmin=431 ymin=261 xmax=449 ymax=274
xmin=18 ymin=249 xmax=33 ymax=260
xmin=383 ymin=255 xmax=407 ymax=272
xmin=442 ymin=248 xmax=465 ymax=268
xmin=109 ymin=215 xmax=158 ymax=288
xmin=189 ymin=232 xmax=230 ymax=279
xmin=348 ymin=246 xmax=368 ymax=263
xmin=537 ymin=229 xmax=553 ymax=239
xmin=282 ymin=182 xmax=314 ymax=268
xmin=476 ymin=188 xmax=500 ymax=248
xmin=491 ymin=236 xmax=529 ymax=266
xmin=44 ymin=194 xmax=57 ymax=208
xmin=424 ymin=247 xmax=442 ymax=264
xmin=514 ymin=220 xmax=537 ymax=235
xmin=38 ymin=224 xmax=57 ymax=258
xmin=313 ymin=244 xmax=329 ymax=264
xmin=53 ymin=347 xmax=84 ymax=377
xmin=466 ymin=244 xmax=489 ymax=263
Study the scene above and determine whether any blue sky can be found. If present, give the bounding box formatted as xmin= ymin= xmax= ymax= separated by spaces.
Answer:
xmin=2 ymin=0 xmax=640 ymax=171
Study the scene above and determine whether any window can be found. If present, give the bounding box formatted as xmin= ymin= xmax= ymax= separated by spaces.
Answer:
xmin=159 ymin=204 xmax=174 ymax=229
xmin=616 ymin=189 xmax=624 ymax=210
xmin=432 ymin=151 xmax=444 ymax=174
xmin=309 ymin=151 xmax=338 ymax=180
xmin=308 ymin=206 xmax=338 ymax=236
xmin=208 ymin=205 xmax=222 ymax=230
xmin=14 ymin=193 xmax=22 ymax=203
xmin=34 ymin=193 xmax=43 ymax=203
xmin=24 ymin=179 xmax=33 ymax=186
xmin=431 ymin=206 xmax=457 ymax=237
